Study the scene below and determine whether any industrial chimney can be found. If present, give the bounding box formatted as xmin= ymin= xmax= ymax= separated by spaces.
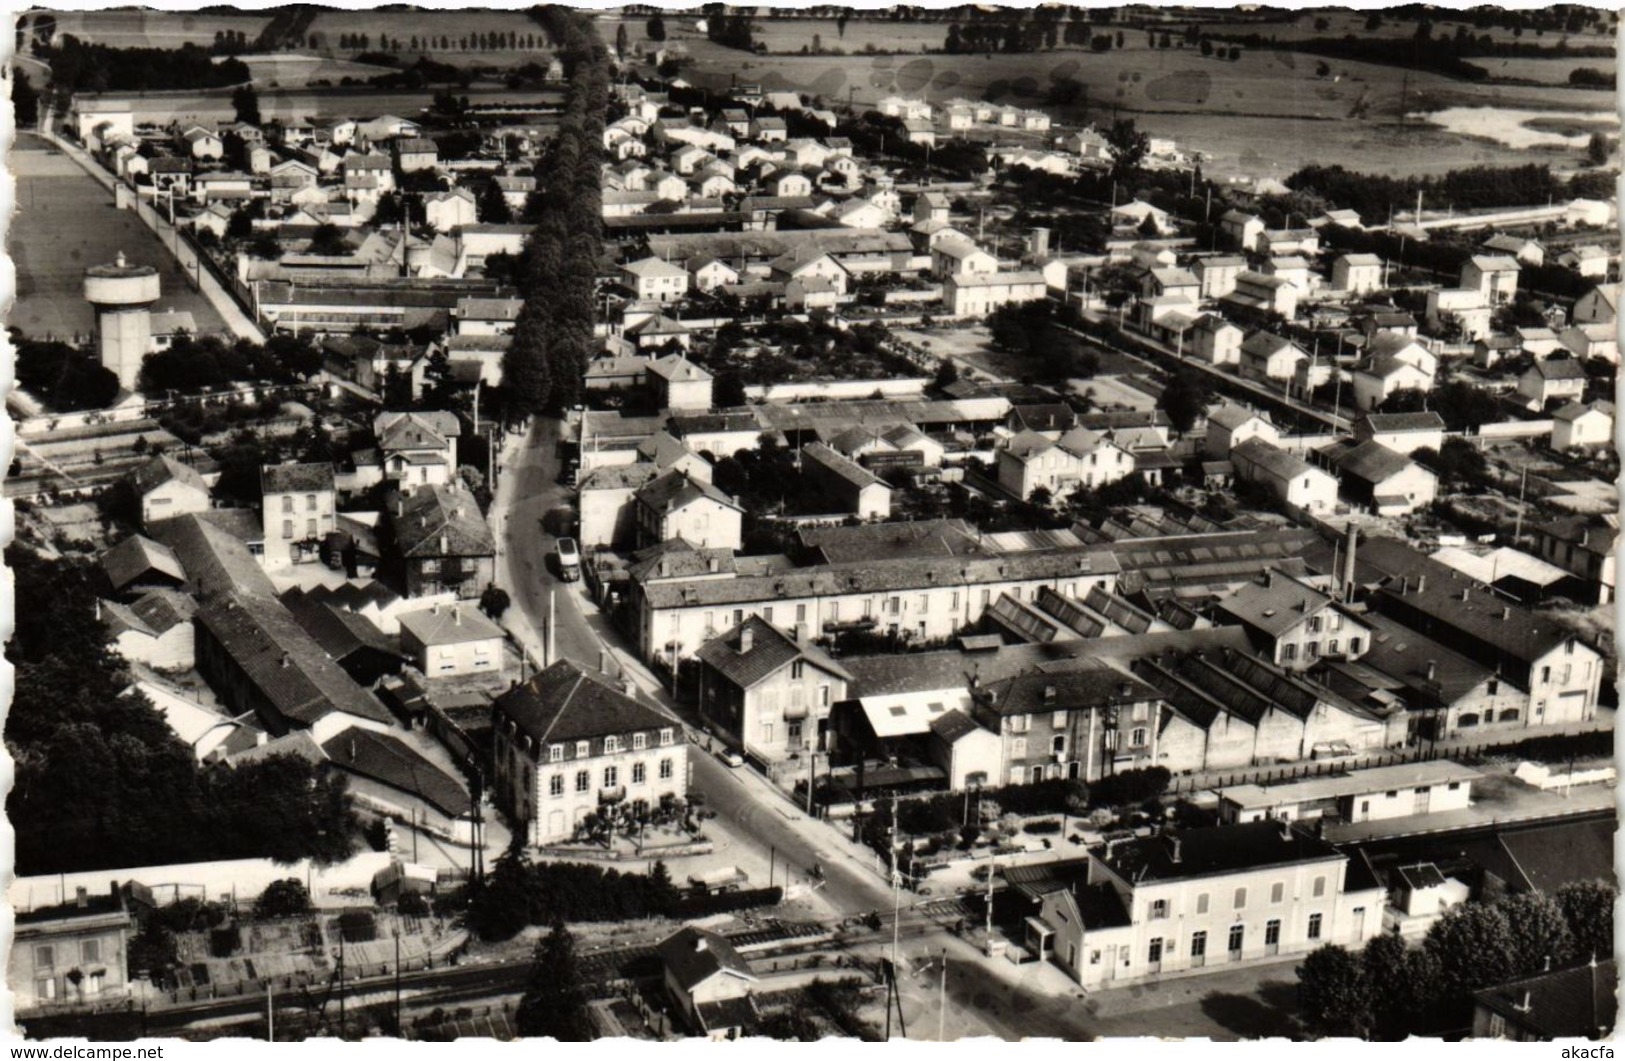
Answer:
xmin=1342 ymin=523 xmax=1358 ymax=603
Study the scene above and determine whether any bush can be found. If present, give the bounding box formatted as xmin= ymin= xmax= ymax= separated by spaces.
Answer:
xmin=670 ymin=886 xmax=784 ymax=918
xmin=209 ymin=928 xmax=239 ymax=958
xmin=397 ymin=890 xmax=430 ymax=918
xmin=1023 ymin=819 xmax=1062 ymax=835
xmin=339 ymin=910 xmax=378 ymax=943
xmin=1088 ymin=766 xmax=1172 ymax=809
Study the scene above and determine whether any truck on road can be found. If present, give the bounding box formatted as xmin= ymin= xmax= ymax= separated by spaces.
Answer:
xmin=687 ymin=867 xmax=749 ymax=894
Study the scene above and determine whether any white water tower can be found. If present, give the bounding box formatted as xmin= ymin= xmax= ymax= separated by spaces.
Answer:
xmin=84 ymin=252 xmax=161 ymax=391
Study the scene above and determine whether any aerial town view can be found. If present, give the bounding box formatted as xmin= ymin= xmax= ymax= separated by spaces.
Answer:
xmin=4 ymin=2 xmax=1619 ymax=1044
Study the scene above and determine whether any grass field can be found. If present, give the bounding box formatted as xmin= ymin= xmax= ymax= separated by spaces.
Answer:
xmin=9 ymin=134 xmax=228 ymax=342
xmin=21 ymin=9 xmax=271 ymax=49
xmin=1476 ymin=55 xmax=1617 ymax=85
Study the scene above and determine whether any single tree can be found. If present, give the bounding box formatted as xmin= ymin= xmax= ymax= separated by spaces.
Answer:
xmin=13 ymin=69 xmax=39 ymax=127
xmin=468 ymin=834 xmax=536 ymax=942
xmin=256 ymin=878 xmax=314 ymax=919
xmin=1500 ymin=892 xmax=1575 ymax=975
xmin=1158 ymin=366 xmax=1211 ymax=436
xmin=615 ymin=22 xmax=628 ymax=56
xmin=1424 ymin=902 xmax=1518 ymax=1004
xmin=1105 ymin=117 xmax=1151 ymax=182
xmin=1296 ymin=944 xmax=1373 ymax=1038
xmin=479 ymin=178 xmax=513 ymax=224
xmin=933 ymin=357 xmax=959 ymax=390
xmin=480 ymin=584 xmax=512 ymax=620
xmin=232 ymin=84 xmax=261 ymax=126
xmin=1586 ymin=131 xmax=1612 ymax=167
xmin=646 ymin=14 xmax=666 ymax=41
xmin=1555 ymin=880 xmax=1617 ymax=962
xmin=515 ymin=921 xmax=596 ymax=1040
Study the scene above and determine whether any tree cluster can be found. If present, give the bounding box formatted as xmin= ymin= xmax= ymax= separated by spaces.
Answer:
xmin=13 ymin=334 xmax=120 ymax=411
xmin=1288 ymin=163 xmax=1565 ymax=220
xmin=466 ymin=838 xmax=681 ymax=942
xmin=1297 ymin=882 xmax=1616 ymax=1039
xmin=6 ymin=546 xmax=360 ymax=875
xmin=40 ymin=35 xmax=251 ymax=94
xmin=836 ymin=112 xmax=989 ymax=180
xmin=1377 ymin=380 xmax=1506 ymax=432
xmin=136 ymin=333 xmax=324 ymax=396
xmin=501 ymin=7 xmax=610 ymax=418
xmin=704 ymin=7 xmax=757 ymax=51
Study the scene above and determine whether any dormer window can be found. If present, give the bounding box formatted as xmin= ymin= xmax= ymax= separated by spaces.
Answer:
xmin=633 ymin=733 xmax=647 ymax=751
xmin=548 ymin=745 xmax=563 ymax=763
xmin=576 ymin=741 xmax=590 ymax=758
xmin=604 ymin=736 xmax=622 ymax=754
xmin=660 ymin=728 xmax=674 ymax=746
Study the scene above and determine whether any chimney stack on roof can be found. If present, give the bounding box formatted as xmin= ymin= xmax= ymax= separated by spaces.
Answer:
xmin=1426 ymin=660 xmax=1438 ymax=682
xmin=1417 ymin=575 xmax=1427 ymax=594
xmin=76 ymin=886 xmax=88 ymax=909
xmin=695 ymin=936 xmax=709 ymax=953
xmin=1502 ymin=606 xmax=1511 ymax=621
xmin=1167 ymin=834 xmax=1182 ymax=863
xmin=739 ymin=625 xmax=754 ymax=653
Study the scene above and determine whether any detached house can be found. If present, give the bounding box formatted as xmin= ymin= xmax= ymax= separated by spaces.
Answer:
xmin=696 ymin=616 xmax=852 ymax=762
xmin=801 ymin=442 xmax=892 ymax=520
xmin=621 ymin=257 xmax=689 ymax=302
xmin=260 ymin=463 xmax=337 ymax=568
xmin=375 ymin=410 xmax=461 ymax=489
xmin=1231 ymin=439 xmax=1338 ymax=515
xmin=658 ymin=926 xmax=760 ymax=1040
xmin=129 ymin=454 xmax=211 ymax=529
xmin=633 ymin=469 xmax=744 ymax=550
xmin=998 ymin=427 xmax=1134 ymax=501
xmin=1517 ymin=358 xmax=1589 ymax=410
xmin=390 ymin=484 xmax=495 ymax=599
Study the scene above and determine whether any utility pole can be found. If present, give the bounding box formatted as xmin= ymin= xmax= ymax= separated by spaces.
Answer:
xmin=938 ymin=946 xmax=948 ymax=1042
xmin=267 ymin=982 xmax=275 ymax=1042
xmin=394 ymin=929 xmax=403 ymax=1034
xmin=547 ymin=590 xmax=556 ymax=667
xmin=1512 ymin=463 xmax=1530 ymax=544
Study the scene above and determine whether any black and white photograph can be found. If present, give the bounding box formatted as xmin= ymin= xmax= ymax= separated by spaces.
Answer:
xmin=3 ymin=2 xmax=1618 ymax=1044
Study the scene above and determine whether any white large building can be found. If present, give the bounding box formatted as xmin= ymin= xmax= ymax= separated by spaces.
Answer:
xmin=1023 ymin=821 xmax=1386 ymax=989
xmin=492 ymin=659 xmax=687 ymax=846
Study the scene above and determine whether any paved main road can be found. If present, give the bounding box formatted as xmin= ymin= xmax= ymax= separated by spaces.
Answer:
xmin=491 ymin=417 xmax=894 ymax=917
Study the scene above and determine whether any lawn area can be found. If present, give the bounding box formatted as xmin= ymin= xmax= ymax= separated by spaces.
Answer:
xmin=8 ymin=134 xmax=229 ymax=342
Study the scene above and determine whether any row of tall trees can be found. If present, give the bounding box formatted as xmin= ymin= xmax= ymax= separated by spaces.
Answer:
xmin=1297 ymin=882 xmax=1616 ymax=1038
xmin=500 ymin=6 xmax=610 ymax=418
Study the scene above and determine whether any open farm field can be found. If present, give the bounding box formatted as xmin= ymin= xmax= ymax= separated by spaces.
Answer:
xmin=673 ymin=43 xmax=1612 ymax=180
xmin=19 ymin=8 xmax=271 ymax=49
xmin=740 ymin=17 xmax=953 ymax=55
xmin=1475 ymin=55 xmax=1617 ymax=85
xmin=238 ymin=53 xmax=396 ymax=89
xmin=8 ymin=134 xmax=227 ymax=342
